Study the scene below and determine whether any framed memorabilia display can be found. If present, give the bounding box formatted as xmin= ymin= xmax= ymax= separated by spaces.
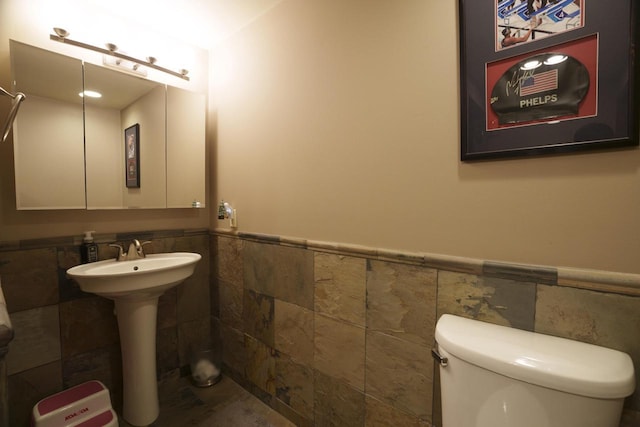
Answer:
xmin=459 ymin=0 xmax=638 ymax=160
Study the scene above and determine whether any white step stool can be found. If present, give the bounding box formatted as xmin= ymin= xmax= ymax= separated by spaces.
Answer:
xmin=31 ymin=380 xmax=118 ymax=427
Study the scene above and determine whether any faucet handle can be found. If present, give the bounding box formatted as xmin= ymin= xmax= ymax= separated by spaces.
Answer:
xmin=109 ymin=244 xmax=126 ymax=261
xmin=133 ymin=240 xmax=152 ymax=258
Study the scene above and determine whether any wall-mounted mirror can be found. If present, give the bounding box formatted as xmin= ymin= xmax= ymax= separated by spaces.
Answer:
xmin=167 ymin=86 xmax=205 ymax=208
xmin=11 ymin=41 xmax=85 ymax=209
xmin=10 ymin=40 xmax=206 ymax=210
xmin=84 ymin=63 xmax=166 ymax=209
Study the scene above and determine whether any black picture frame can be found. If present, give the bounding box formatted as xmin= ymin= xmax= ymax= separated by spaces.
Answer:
xmin=460 ymin=0 xmax=639 ymax=160
xmin=125 ymin=123 xmax=140 ymax=188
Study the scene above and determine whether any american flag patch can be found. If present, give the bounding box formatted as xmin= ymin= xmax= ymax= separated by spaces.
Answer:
xmin=520 ymin=69 xmax=558 ymax=96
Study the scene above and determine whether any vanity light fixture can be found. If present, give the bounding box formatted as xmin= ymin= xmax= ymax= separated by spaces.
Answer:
xmin=50 ymin=27 xmax=190 ymax=81
xmin=103 ymin=55 xmax=148 ymax=77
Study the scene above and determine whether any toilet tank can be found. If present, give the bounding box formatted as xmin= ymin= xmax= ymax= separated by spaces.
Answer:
xmin=434 ymin=314 xmax=635 ymax=427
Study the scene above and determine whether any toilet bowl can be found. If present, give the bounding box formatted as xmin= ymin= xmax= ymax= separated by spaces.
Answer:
xmin=434 ymin=314 xmax=635 ymax=427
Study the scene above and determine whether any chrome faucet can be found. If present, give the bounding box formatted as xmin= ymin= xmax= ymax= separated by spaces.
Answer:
xmin=109 ymin=239 xmax=152 ymax=261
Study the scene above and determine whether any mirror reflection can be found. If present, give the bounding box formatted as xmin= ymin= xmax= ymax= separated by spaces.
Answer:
xmin=11 ymin=41 xmax=85 ymax=209
xmin=84 ymin=63 xmax=166 ymax=209
xmin=167 ymin=86 xmax=205 ymax=208
xmin=10 ymin=40 xmax=206 ymax=210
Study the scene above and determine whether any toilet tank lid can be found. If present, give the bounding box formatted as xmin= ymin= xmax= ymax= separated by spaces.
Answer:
xmin=435 ymin=314 xmax=636 ymax=399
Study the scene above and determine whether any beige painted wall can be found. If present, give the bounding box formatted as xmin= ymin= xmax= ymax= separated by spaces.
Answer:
xmin=211 ymin=0 xmax=640 ymax=274
xmin=1 ymin=0 xmax=638 ymax=274
xmin=85 ymin=104 xmax=125 ymax=208
xmin=0 ymin=0 xmax=210 ymax=241
xmin=14 ymin=95 xmax=85 ymax=209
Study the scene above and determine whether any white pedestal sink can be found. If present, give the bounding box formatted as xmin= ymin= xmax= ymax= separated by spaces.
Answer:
xmin=67 ymin=252 xmax=202 ymax=426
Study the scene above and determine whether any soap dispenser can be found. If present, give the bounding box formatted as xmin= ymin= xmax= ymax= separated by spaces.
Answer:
xmin=81 ymin=231 xmax=98 ymax=263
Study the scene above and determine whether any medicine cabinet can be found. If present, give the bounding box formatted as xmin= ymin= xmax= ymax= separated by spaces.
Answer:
xmin=10 ymin=40 xmax=205 ymax=210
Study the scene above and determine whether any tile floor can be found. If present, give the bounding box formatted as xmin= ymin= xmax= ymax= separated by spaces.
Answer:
xmin=118 ymin=375 xmax=295 ymax=427
xmin=113 ymin=373 xmax=640 ymax=427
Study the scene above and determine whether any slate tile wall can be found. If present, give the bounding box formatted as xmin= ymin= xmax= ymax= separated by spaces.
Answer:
xmin=2 ymin=228 xmax=637 ymax=427
xmin=212 ymin=231 xmax=640 ymax=427
xmin=0 ymin=229 xmax=210 ymax=427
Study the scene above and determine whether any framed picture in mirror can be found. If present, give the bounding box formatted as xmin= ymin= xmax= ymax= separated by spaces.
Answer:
xmin=125 ymin=123 xmax=140 ymax=188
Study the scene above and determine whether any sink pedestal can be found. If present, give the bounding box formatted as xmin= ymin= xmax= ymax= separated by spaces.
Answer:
xmin=115 ymin=295 xmax=161 ymax=426
xmin=65 ymin=252 xmax=202 ymax=427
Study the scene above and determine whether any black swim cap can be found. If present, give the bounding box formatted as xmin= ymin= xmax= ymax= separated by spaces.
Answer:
xmin=490 ymin=53 xmax=590 ymax=124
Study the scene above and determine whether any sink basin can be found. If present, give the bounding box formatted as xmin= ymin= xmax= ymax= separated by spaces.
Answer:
xmin=67 ymin=252 xmax=201 ymax=298
xmin=66 ymin=251 xmax=202 ymax=426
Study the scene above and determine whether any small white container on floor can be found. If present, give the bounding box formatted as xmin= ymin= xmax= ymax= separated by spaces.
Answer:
xmin=190 ymin=349 xmax=222 ymax=387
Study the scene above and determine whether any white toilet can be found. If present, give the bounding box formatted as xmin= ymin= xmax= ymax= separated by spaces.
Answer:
xmin=433 ymin=314 xmax=636 ymax=427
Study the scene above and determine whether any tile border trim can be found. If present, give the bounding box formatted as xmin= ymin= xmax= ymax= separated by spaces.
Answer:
xmin=2 ymin=227 xmax=638 ymax=297
xmin=215 ymin=228 xmax=640 ymax=297
xmin=0 ymin=228 xmax=209 ymax=251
